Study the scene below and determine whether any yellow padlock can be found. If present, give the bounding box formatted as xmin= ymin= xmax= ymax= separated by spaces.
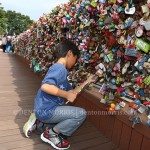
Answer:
xmin=109 ymin=0 xmax=117 ymax=4
xmin=79 ymin=24 xmax=84 ymax=29
xmin=90 ymin=1 xmax=97 ymax=8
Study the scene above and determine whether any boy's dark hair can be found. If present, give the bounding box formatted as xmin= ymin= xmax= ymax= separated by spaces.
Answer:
xmin=54 ymin=40 xmax=80 ymax=59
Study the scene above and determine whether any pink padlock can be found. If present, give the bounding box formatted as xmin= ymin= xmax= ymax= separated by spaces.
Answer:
xmin=68 ymin=33 xmax=72 ymax=39
xmin=117 ymin=0 xmax=123 ymax=3
xmin=81 ymin=58 xmax=84 ymax=62
xmin=86 ymin=36 xmax=90 ymax=41
xmin=81 ymin=31 xmax=85 ymax=35
xmin=88 ymin=6 xmax=92 ymax=12
xmin=62 ymin=17 xmax=67 ymax=24
xmin=76 ymin=4 xmax=80 ymax=10
xmin=113 ymin=66 xmax=119 ymax=71
xmin=80 ymin=45 xmax=84 ymax=49
xmin=78 ymin=36 xmax=82 ymax=40
xmin=104 ymin=48 xmax=109 ymax=54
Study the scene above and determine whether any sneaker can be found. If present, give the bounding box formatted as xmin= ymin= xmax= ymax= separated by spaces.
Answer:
xmin=59 ymin=133 xmax=68 ymax=140
xmin=41 ymin=128 xmax=70 ymax=150
xmin=23 ymin=113 xmax=37 ymax=138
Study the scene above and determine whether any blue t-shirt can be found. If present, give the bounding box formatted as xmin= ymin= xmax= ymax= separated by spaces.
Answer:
xmin=34 ymin=63 xmax=72 ymax=121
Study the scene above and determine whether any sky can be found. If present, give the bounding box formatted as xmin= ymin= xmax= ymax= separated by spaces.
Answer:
xmin=0 ymin=0 xmax=69 ymax=21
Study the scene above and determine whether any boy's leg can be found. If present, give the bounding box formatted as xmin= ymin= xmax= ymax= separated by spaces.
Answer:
xmin=2 ymin=45 xmax=6 ymax=52
xmin=41 ymin=128 xmax=70 ymax=150
xmin=53 ymin=106 xmax=87 ymax=136
xmin=23 ymin=112 xmax=55 ymax=138
xmin=23 ymin=113 xmax=37 ymax=138
xmin=40 ymin=106 xmax=87 ymax=149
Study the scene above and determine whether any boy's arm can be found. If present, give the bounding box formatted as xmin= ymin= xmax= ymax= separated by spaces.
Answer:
xmin=41 ymin=84 xmax=77 ymax=103
xmin=41 ymin=74 xmax=96 ymax=103
xmin=41 ymin=84 xmax=68 ymax=99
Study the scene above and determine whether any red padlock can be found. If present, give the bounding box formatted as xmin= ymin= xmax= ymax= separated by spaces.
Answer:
xmin=136 ymin=76 xmax=143 ymax=87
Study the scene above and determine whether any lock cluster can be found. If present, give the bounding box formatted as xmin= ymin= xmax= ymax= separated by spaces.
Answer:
xmin=12 ymin=0 xmax=150 ymax=127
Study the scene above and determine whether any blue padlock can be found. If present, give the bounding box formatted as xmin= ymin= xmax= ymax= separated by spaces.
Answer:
xmin=66 ymin=14 xmax=71 ymax=20
xmin=99 ymin=0 xmax=107 ymax=3
xmin=84 ymin=1 xmax=90 ymax=6
xmin=112 ymin=47 xmax=117 ymax=53
xmin=117 ymin=6 xmax=124 ymax=13
xmin=139 ymin=56 xmax=148 ymax=63
xmin=147 ymin=120 xmax=150 ymax=126
xmin=32 ymin=59 xmax=36 ymax=66
xmin=139 ymin=89 xmax=145 ymax=97
xmin=80 ymin=4 xmax=84 ymax=9
xmin=71 ymin=7 xmax=76 ymax=11
xmin=98 ymin=20 xmax=104 ymax=27
xmin=124 ymin=18 xmax=134 ymax=28
xmin=110 ymin=78 xmax=116 ymax=85
xmin=107 ymin=68 xmax=112 ymax=73
xmin=84 ymin=55 xmax=89 ymax=61
xmin=134 ymin=100 xmax=141 ymax=105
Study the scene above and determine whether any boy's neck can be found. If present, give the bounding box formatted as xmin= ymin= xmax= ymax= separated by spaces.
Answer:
xmin=57 ymin=58 xmax=67 ymax=67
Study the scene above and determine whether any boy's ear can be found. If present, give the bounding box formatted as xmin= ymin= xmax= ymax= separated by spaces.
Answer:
xmin=67 ymin=50 xmax=73 ymax=56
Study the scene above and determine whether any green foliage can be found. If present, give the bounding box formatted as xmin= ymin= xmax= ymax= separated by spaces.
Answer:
xmin=0 ymin=3 xmax=8 ymax=35
xmin=0 ymin=3 xmax=33 ymax=35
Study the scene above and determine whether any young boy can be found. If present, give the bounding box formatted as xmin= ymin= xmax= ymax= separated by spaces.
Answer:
xmin=23 ymin=40 xmax=95 ymax=150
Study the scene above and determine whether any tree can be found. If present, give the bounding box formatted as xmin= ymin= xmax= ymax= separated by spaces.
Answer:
xmin=5 ymin=10 xmax=33 ymax=35
xmin=0 ymin=3 xmax=8 ymax=35
xmin=0 ymin=3 xmax=33 ymax=35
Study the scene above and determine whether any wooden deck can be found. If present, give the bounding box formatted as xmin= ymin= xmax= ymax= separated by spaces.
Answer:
xmin=0 ymin=51 xmax=117 ymax=150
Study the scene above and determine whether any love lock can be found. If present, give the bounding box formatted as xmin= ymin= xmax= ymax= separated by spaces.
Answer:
xmin=122 ymin=61 xmax=130 ymax=75
xmin=143 ymin=62 xmax=150 ymax=69
xmin=144 ymin=75 xmax=150 ymax=85
xmin=125 ymin=0 xmax=136 ymax=15
xmin=141 ymin=4 xmax=150 ymax=17
xmin=135 ymin=26 xmax=144 ymax=37
xmin=109 ymin=0 xmax=117 ymax=4
xmin=104 ymin=51 xmax=114 ymax=63
xmin=144 ymin=19 xmax=150 ymax=31
xmin=135 ymin=38 xmax=150 ymax=53
xmin=130 ymin=116 xmax=142 ymax=128
xmin=118 ymin=35 xmax=127 ymax=46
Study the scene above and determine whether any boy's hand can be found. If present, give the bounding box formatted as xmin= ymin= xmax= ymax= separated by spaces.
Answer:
xmin=66 ymin=91 xmax=77 ymax=103
xmin=86 ymin=74 xmax=97 ymax=83
xmin=69 ymin=74 xmax=97 ymax=97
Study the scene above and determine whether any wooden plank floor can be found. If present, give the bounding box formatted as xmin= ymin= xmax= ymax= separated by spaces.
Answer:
xmin=0 ymin=51 xmax=117 ymax=150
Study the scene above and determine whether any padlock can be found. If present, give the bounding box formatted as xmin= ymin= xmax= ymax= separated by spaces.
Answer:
xmin=125 ymin=0 xmax=136 ymax=15
xmin=135 ymin=38 xmax=150 ymax=53
xmin=131 ymin=117 xmax=142 ymax=128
